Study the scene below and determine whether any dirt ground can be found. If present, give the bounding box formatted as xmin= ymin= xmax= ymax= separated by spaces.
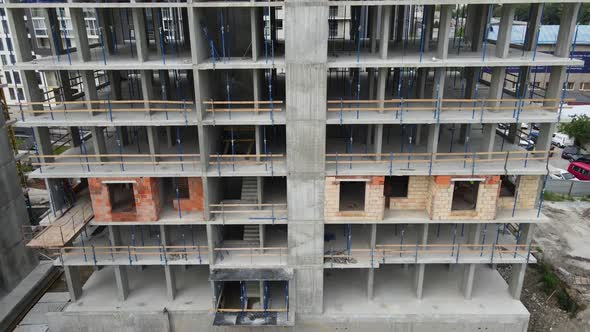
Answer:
xmin=515 ymin=201 xmax=590 ymax=332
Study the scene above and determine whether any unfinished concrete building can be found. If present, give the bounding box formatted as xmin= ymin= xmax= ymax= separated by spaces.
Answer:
xmin=3 ymin=0 xmax=584 ymax=331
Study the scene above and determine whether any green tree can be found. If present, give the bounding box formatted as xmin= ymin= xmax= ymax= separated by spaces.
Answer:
xmin=559 ymin=114 xmax=590 ymax=146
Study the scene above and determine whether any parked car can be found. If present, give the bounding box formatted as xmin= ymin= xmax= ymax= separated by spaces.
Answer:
xmin=568 ymin=162 xmax=590 ymax=181
xmin=552 ymin=133 xmax=575 ymax=148
xmin=561 ymin=146 xmax=580 ymax=161
xmin=571 ymin=154 xmax=590 ymax=164
xmin=549 ymin=168 xmax=578 ymax=181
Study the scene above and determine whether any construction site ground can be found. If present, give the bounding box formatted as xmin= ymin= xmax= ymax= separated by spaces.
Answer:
xmin=500 ymin=200 xmax=590 ymax=332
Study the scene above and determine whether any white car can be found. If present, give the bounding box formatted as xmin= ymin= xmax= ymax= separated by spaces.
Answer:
xmin=549 ymin=169 xmax=578 ymax=181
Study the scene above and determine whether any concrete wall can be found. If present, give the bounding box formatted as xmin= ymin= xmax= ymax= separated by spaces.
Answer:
xmin=46 ymin=310 xmax=530 ymax=332
xmin=0 ymin=114 xmax=38 ymax=292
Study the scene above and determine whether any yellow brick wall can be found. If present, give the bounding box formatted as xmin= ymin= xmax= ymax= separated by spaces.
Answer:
xmin=325 ymin=176 xmax=385 ymax=221
xmin=389 ymin=176 xmax=429 ymax=210
xmin=427 ymin=176 xmax=500 ymax=221
xmin=497 ymin=176 xmax=539 ymax=210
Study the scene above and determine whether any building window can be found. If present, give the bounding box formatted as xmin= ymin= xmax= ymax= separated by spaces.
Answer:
xmin=565 ymin=82 xmax=574 ymax=90
xmin=13 ymin=71 xmax=20 ymax=84
xmin=499 ymin=175 xmax=517 ymax=197
xmin=339 ymin=181 xmax=365 ymax=211
xmin=384 ymin=176 xmax=409 ymax=198
xmin=108 ymin=183 xmax=136 ymax=213
xmin=4 ymin=71 xmax=11 ymax=84
xmin=451 ymin=181 xmax=479 ymax=211
xmin=580 ymin=82 xmax=590 ymax=91
xmin=8 ymin=88 xmax=15 ymax=100
xmin=329 ymin=21 xmax=338 ymax=38
xmin=17 ymin=88 xmax=24 ymax=101
xmin=1 ymin=55 xmax=6 ymax=65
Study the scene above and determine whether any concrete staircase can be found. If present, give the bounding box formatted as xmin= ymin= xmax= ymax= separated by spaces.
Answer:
xmin=240 ymin=177 xmax=258 ymax=202
xmin=243 ymin=225 xmax=260 ymax=243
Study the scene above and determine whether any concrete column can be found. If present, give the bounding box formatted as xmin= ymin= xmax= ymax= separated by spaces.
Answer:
xmin=152 ymin=9 xmax=164 ymax=56
xmin=537 ymin=122 xmax=556 ymax=153
xmin=147 ymin=127 xmax=160 ymax=162
xmin=468 ymin=5 xmax=487 ymax=52
xmin=374 ymin=124 xmax=383 ymax=161
xmin=462 ymin=224 xmax=481 ymax=299
xmin=43 ymin=9 xmax=63 ymax=56
xmin=423 ymin=5 xmax=434 ymax=52
xmin=132 ymin=8 xmax=149 ymax=62
xmin=480 ymin=124 xmax=496 ymax=158
xmin=164 ymin=265 xmax=176 ymax=300
xmin=436 ymin=5 xmax=453 ymax=60
xmin=255 ymin=125 xmax=262 ymax=161
xmin=416 ymin=68 xmax=427 ymax=99
xmin=108 ymin=225 xmax=122 ymax=246
xmin=415 ymin=224 xmax=428 ymax=299
xmin=159 ymin=225 xmax=169 ymax=245
xmin=496 ymin=5 xmax=515 ymax=59
xmin=98 ymin=9 xmax=116 ymax=54
xmin=555 ymin=4 xmax=582 ymax=58
xmin=284 ymin=1 xmax=327 ymax=314
xmin=70 ymin=8 xmax=91 ymax=62
xmin=81 ymin=71 xmax=98 ymax=114
xmin=7 ymin=9 xmax=32 ymax=62
xmin=256 ymin=176 xmax=263 ymax=207
xmin=366 ymin=125 xmax=372 ymax=151
xmin=379 ymin=6 xmax=392 ymax=59
xmin=367 ymin=224 xmax=377 ymax=300
xmin=368 ymin=7 xmax=381 ymax=99
xmin=488 ymin=67 xmax=507 ymax=103
xmin=414 ymin=264 xmax=425 ymax=299
xmin=415 ymin=124 xmax=422 ymax=145
xmin=114 ymin=266 xmax=129 ymax=301
xmin=251 ymin=7 xmax=261 ymax=61
xmin=427 ymin=124 xmax=440 ymax=156
xmin=432 ymin=68 xmax=445 ymax=100
xmin=64 ymin=266 xmax=83 ymax=301
xmin=523 ymin=5 xmax=542 ymax=51
xmin=141 ymin=71 xmax=154 ymax=115
xmin=68 ymin=127 xmax=82 ymax=147
xmin=107 ymin=71 xmax=122 ymax=100
xmin=253 ymin=70 xmax=262 ymax=113
xmin=90 ymin=127 xmax=107 ymax=162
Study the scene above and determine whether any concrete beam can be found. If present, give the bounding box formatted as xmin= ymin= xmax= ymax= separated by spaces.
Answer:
xmin=496 ymin=5 xmax=515 ymax=59
xmin=436 ymin=5 xmax=453 ymax=60
xmin=64 ymin=266 xmax=82 ymax=302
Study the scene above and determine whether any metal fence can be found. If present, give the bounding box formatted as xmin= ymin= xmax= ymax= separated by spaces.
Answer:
xmin=546 ymin=179 xmax=590 ymax=196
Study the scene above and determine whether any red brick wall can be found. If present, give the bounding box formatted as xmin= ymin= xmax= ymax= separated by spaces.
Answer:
xmin=172 ymin=177 xmax=204 ymax=212
xmin=89 ymin=177 xmax=162 ymax=222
